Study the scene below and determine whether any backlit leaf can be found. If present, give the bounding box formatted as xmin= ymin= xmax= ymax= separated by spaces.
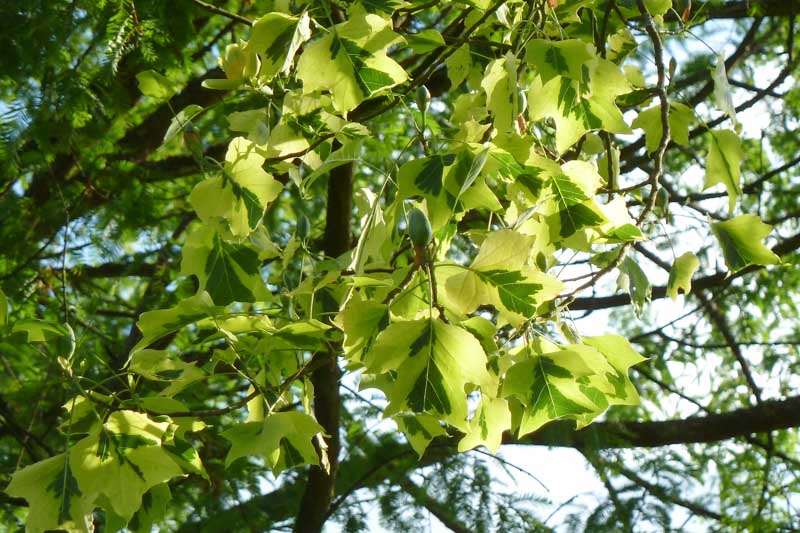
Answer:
xmin=712 ymin=215 xmax=780 ymax=272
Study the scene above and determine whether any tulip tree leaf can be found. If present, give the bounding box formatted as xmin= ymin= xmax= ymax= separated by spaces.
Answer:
xmin=335 ymin=296 xmax=389 ymax=364
xmin=481 ymin=52 xmax=521 ymax=133
xmin=191 ymin=137 xmax=283 ymax=238
xmin=542 ymin=162 xmax=608 ymax=241
xmin=221 ymin=411 xmax=324 ymax=475
xmin=129 ymin=349 xmax=206 ymax=397
xmin=712 ymin=215 xmax=780 ymax=272
xmin=131 ymin=292 xmax=219 ymax=355
xmin=181 ymin=225 xmax=269 ymax=306
xmin=502 ymin=348 xmax=600 ymax=436
xmin=5 ymin=454 xmax=94 ymax=533
xmin=458 ymin=395 xmax=511 ymax=453
xmin=395 ymin=414 xmax=448 ymax=457
xmin=667 ymin=252 xmax=700 ymax=300
xmin=618 ymin=256 xmax=651 ymax=316
xmin=69 ymin=411 xmax=184 ymax=522
xmin=444 ymin=230 xmax=564 ymax=325
xmin=296 ymin=7 xmax=407 ymax=112
xmin=246 ymin=12 xmax=311 ymax=81
xmin=705 ymin=129 xmax=743 ymax=214
xmin=363 ymin=319 xmax=490 ymax=431
xmin=582 ymin=335 xmax=647 ymax=406
xmin=631 ymin=102 xmax=695 ymax=153
xmin=527 ymin=42 xmax=632 ymax=152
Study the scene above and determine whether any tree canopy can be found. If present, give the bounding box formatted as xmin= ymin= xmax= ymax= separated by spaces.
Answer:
xmin=1 ymin=0 xmax=799 ymax=531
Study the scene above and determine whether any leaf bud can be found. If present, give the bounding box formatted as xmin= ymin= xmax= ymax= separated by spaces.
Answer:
xmin=416 ymin=85 xmax=431 ymax=115
xmin=407 ymin=207 xmax=433 ymax=247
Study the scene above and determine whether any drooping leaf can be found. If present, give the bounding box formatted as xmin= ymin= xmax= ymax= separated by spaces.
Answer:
xmin=481 ymin=52 xmax=521 ymax=133
xmin=221 ymin=411 xmax=324 ymax=475
xmin=711 ymin=215 xmax=780 ymax=272
xmin=712 ymin=53 xmax=740 ymax=131
xmin=667 ymin=252 xmax=700 ymax=300
xmin=705 ymin=129 xmax=743 ymax=214
xmin=296 ymin=6 xmax=407 ymax=112
xmin=618 ymin=256 xmax=651 ymax=316
xmin=363 ymin=318 xmax=490 ymax=430
xmin=5 ymin=454 xmax=94 ymax=533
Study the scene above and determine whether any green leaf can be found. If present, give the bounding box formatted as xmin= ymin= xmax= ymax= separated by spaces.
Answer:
xmin=227 ymin=109 xmax=269 ymax=145
xmin=446 ymin=44 xmax=472 ymax=89
xmin=129 ymin=349 xmax=206 ymax=397
xmin=644 ymin=0 xmax=671 ymax=16
xmin=712 ymin=53 xmax=739 ymax=131
xmin=296 ymin=6 xmax=407 ymax=112
xmin=502 ymin=348 xmax=601 ymax=435
xmin=191 ymin=137 xmax=283 ymax=238
xmin=5 ymin=454 xmax=94 ymax=533
xmin=618 ymin=256 xmax=651 ymax=316
xmin=127 ymin=483 xmax=171 ymax=533
xmin=246 ymin=12 xmax=311 ymax=81
xmin=444 ymin=230 xmax=564 ymax=325
xmin=221 ymin=411 xmax=323 ymax=475
xmin=69 ymin=411 xmax=184 ymax=522
xmin=395 ymin=414 xmax=447 ymax=457
xmin=406 ymin=29 xmax=445 ymax=54
xmin=11 ymin=319 xmax=69 ymax=343
xmin=131 ymin=292 xmax=219 ymax=355
xmin=711 ymin=214 xmax=780 ymax=272
xmin=136 ymin=70 xmax=177 ymax=99
xmin=582 ymin=335 xmax=647 ymax=406
xmin=163 ymin=105 xmax=203 ymax=145
xmin=528 ymin=56 xmax=632 ymax=153
xmin=631 ymin=102 xmax=695 ymax=153
xmin=543 ymin=162 xmax=608 ymax=241
xmin=705 ymin=129 xmax=743 ymax=214
xmin=481 ymin=52 xmax=521 ymax=133
xmin=458 ymin=395 xmax=511 ymax=453
xmin=363 ymin=318 xmax=490 ymax=430
xmin=335 ymin=296 xmax=389 ymax=364
xmin=667 ymin=252 xmax=700 ymax=300
xmin=181 ymin=225 xmax=270 ymax=306
xmin=525 ymin=39 xmax=593 ymax=83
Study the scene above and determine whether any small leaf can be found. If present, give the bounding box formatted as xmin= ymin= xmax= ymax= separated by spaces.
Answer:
xmin=163 ymin=105 xmax=203 ymax=145
xmin=618 ymin=256 xmax=651 ymax=316
xmin=137 ymin=70 xmax=177 ymax=99
xmin=667 ymin=252 xmax=700 ymax=300
xmin=705 ymin=129 xmax=743 ymax=214
xmin=711 ymin=214 xmax=780 ymax=272
xmin=712 ymin=53 xmax=740 ymax=131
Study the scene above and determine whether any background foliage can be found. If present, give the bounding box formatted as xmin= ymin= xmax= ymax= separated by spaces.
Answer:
xmin=1 ymin=0 xmax=799 ymax=531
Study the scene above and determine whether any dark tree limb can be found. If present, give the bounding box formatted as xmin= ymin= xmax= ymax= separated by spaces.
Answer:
xmin=502 ymin=394 xmax=800 ymax=449
xmin=293 ymin=158 xmax=354 ymax=533
xmin=399 ymin=476 xmax=476 ymax=533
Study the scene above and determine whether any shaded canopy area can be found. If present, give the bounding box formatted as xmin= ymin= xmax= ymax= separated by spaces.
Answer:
xmin=1 ymin=0 xmax=800 ymax=531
